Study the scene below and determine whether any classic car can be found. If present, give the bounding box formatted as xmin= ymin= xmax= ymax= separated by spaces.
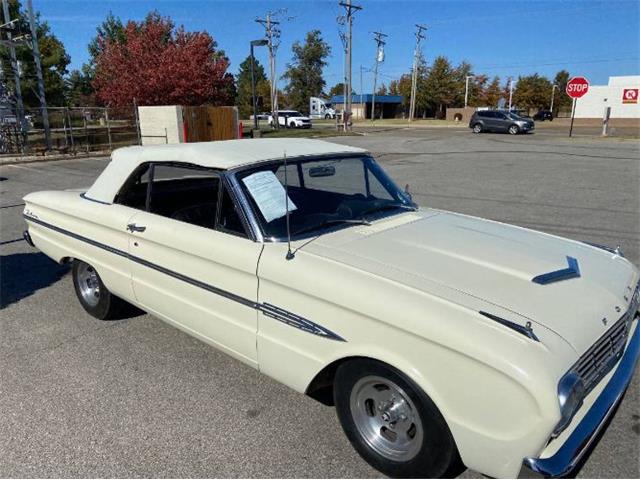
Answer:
xmin=23 ymin=139 xmax=639 ymax=478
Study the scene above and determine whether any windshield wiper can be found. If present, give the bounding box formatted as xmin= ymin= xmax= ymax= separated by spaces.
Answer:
xmin=292 ymin=218 xmax=371 ymax=237
xmin=358 ymin=203 xmax=417 ymax=220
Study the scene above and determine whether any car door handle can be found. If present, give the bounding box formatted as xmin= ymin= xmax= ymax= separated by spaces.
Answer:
xmin=126 ymin=223 xmax=146 ymax=233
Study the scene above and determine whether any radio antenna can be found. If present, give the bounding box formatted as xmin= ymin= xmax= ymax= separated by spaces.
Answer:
xmin=283 ymin=150 xmax=294 ymax=260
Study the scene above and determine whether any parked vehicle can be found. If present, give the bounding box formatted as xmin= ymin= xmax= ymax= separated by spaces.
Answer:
xmin=469 ymin=110 xmax=535 ymax=134
xmin=309 ymin=97 xmax=337 ymax=119
xmin=249 ymin=112 xmax=271 ymax=121
xmin=268 ymin=110 xmax=312 ymax=128
xmin=23 ymin=139 xmax=639 ymax=479
xmin=534 ymin=110 xmax=554 ymax=121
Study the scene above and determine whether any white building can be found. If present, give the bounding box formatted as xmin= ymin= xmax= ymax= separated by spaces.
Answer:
xmin=574 ymin=75 xmax=639 ymax=119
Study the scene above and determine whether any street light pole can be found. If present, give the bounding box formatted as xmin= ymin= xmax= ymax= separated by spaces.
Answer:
xmin=550 ymin=84 xmax=558 ymax=113
xmin=508 ymin=78 xmax=514 ymax=111
xmin=250 ymin=39 xmax=268 ymax=132
xmin=464 ymin=75 xmax=474 ymax=108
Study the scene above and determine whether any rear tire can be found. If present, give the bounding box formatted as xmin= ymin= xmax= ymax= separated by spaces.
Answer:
xmin=72 ymin=260 xmax=136 ymax=320
xmin=472 ymin=123 xmax=483 ymax=134
xmin=508 ymin=124 xmax=520 ymax=135
xmin=334 ymin=359 xmax=463 ymax=478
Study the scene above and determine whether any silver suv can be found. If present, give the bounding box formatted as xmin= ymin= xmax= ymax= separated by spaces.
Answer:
xmin=469 ymin=110 xmax=535 ymax=135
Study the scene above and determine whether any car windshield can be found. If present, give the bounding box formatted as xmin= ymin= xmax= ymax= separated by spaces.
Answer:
xmin=236 ymin=156 xmax=416 ymax=239
xmin=506 ymin=112 xmax=523 ymax=120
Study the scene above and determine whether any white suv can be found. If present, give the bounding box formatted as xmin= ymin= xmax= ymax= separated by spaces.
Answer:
xmin=268 ymin=110 xmax=312 ymax=129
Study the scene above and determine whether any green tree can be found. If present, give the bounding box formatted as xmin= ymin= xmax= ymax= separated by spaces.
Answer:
xmin=553 ymin=69 xmax=571 ymax=115
xmin=423 ymin=56 xmax=456 ymax=118
xmin=282 ymin=30 xmax=331 ymax=112
xmin=64 ymin=68 xmax=95 ymax=106
xmin=86 ymin=12 xmax=125 ymax=75
xmin=0 ymin=0 xmax=70 ymax=107
xmin=512 ymin=74 xmax=553 ymax=113
xmin=327 ymin=82 xmax=345 ymax=97
xmin=482 ymin=76 xmax=502 ymax=108
xmin=235 ymin=55 xmax=267 ymax=118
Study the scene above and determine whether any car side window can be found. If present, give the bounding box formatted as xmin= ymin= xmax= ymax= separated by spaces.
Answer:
xmin=114 ymin=163 xmax=152 ymax=210
xmin=218 ymin=184 xmax=248 ymax=238
xmin=116 ymin=162 xmax=221 ymax=230
xmin=148 ymin=164 xmax=220 ymax=229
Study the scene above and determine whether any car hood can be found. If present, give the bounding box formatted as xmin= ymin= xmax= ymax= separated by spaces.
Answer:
xmin=302 ymin=209 xmax=638 ymax=355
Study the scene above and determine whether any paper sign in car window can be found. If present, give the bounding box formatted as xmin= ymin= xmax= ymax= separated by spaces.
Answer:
xmin=242 ymin=170 xmax=297 ymax=223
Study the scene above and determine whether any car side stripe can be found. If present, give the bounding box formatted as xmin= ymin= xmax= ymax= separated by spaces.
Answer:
xmin=23 ymin=214 xmax=345 ymax=342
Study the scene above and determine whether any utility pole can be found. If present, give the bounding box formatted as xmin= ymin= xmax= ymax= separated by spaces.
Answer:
xmin=26 ymin=0 xmax=50 ymax=149
xmin=508 ymin=77 xmax=514 ymax=111
xmin=464 ymin=75 xmax=474 ymax=108
xmin=370 ymin=31 xmax=387 ymax=121
xmin=1 ymin=0 xmax=26 ymax=147
xmin=256 ymin=12 xmax=281 ymax=129
xmin=408 ymin=24 xmax=426 ymax=122
xmin=338 ymin=1 xmax=361 ymax=130
xmin=550 ymin=84 xmax=558 ymax=113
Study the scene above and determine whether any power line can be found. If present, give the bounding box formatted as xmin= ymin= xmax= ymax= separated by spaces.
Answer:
xmin=408 ymin=24 xmax=427 ymax=122
xmin=370 ymin=31 xmax=387 ymax=121
xmin=338 ymin=0 xmax=361 ymax=130
xmin=256 ymin=11 xmax=282 ymax=128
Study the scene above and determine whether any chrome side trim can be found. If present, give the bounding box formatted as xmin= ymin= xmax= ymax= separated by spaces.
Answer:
xmin=532 ymin=256 xmax=581 ymax=285
xmin=260 ymin=303 xmax=346 ymax=342
xmin=22 ymin=229 xmax=35 ymax=247
xmin=522 ymin=321 xmax=640 ymax=478
xmin=479 ymin=311 xmax=540 ymax=342
xmin=23 ymin=214 xmax=345 ymax=342
xmin=582 ymin=241 xmax=625 ymax=258
xmin=80 ymin=192 xmax=112 ymax=205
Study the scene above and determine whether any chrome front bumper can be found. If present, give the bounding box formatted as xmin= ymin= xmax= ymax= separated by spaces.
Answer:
xmin=521 ymin=321 xmax=640 ymax=477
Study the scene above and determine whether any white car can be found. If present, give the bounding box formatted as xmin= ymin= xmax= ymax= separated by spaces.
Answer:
xmin=268 ymin=110 xmax=312 ymax=128
xmin=23 ymin=139 xmax=639 ymax=478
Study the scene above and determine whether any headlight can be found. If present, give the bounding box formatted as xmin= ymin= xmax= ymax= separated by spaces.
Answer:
xmin=553 ymin=371 xmax=585 ymax=436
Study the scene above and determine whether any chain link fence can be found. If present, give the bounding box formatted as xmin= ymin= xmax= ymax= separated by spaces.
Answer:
xmin=0 ymin=105 xmax=140 ymax=156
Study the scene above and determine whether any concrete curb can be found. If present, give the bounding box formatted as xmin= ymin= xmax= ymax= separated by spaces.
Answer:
xmin=0 ymin=151 xmax=111 ymax=166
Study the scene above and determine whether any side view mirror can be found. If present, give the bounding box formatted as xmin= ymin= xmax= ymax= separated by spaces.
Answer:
xmin=404 ymin=183 xmax=413 ymax=201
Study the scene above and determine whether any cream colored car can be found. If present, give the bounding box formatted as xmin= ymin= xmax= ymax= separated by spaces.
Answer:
xmin=23 ymin=139 xmax=639 ymax=478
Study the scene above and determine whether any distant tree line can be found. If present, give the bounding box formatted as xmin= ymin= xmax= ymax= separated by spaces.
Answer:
xmin=326 ymin=55 xmax=572 ymax=118
xmin=0 ymin=5 xmax=573 ymax=119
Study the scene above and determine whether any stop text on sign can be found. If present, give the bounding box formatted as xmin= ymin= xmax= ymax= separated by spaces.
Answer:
xmin=566 ymin=77 xmax=590 ymax=99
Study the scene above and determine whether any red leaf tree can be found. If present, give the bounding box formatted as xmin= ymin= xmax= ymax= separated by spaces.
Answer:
xmin=93 ymin=13 xmax=234 ymax=107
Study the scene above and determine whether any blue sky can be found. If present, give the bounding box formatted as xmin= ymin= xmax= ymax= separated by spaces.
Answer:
xmin=40 ymin=0 xmax=639 ymax=92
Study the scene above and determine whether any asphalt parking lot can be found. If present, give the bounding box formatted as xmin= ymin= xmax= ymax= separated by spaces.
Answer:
xmin=1 ymin=127 xmax=639 ymax=478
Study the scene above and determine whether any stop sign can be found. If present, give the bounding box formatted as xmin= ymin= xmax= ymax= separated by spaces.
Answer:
xmin=566 ymin=77 xmax=590 ymax=98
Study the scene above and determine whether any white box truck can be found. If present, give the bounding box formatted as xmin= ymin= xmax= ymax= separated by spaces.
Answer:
xmin=309 ymin=97 xmax=337 ymax=119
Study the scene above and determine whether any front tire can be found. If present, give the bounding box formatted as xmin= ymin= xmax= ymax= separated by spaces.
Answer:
xmin=325 ymin=114 xmax=331 ymax=119
xmin=334 ymin=359 xmax=462 ymax=478
xmin=72 ymin=260 xmax=135 ymax=320
xmin=472 ymin=123 xmax=483 ymax=134
xmin=508 ymin=124 xmax=520 ymax=135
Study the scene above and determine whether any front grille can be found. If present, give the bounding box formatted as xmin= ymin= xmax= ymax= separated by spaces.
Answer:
xmin=573 ymin=286 xmax=639 ymax=396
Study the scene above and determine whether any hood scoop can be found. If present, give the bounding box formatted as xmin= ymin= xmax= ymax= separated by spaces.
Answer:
xmin=532 ymin=256 xmax=581 ymax=285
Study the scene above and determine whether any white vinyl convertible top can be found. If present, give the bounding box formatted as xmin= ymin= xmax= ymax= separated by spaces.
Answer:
xmin=85 ymin=138 xmax=367 ymax=204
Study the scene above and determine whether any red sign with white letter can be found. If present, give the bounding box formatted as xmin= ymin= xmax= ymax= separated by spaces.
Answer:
xmin=566 ymin=77 xmax=590 ymax=99
xmin=622 ymin=88 xmax=638 ymax=104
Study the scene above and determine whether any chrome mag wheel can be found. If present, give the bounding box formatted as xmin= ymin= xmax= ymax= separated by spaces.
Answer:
xmin=349 ymin=375 xmax=424 ymax=462
xmin=77 ymin=262 xmax=101 ymax=307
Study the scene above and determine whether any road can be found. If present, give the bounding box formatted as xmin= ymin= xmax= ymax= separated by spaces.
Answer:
xmin=1 ymin=128 xmax=639 ymax=478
